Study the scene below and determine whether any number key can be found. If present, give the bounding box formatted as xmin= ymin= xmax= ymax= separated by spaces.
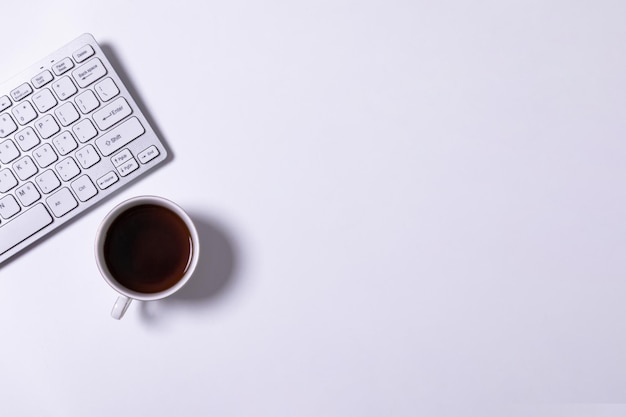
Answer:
xmin=12 ymin=101 xmax=37 ymax=125
xmin=0 ymin=114 xmax=17 ymax=138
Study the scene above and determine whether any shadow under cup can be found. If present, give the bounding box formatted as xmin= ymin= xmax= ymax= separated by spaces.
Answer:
xmin=95 ymin=196 xmax=199 ymax=309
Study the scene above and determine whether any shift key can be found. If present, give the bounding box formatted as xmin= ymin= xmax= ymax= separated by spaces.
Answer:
xmin=95 ymin=117 xmax=145 ymax=156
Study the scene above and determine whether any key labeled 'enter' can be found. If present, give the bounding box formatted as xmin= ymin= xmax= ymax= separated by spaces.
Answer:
xmin=93 ymin=97 xmax=132 ymax=130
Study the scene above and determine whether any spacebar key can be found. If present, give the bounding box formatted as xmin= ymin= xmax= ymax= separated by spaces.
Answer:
xmin=0 ymin=204 xmax=53 ymax=256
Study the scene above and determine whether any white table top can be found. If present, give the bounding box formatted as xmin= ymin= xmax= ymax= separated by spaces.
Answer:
xmin=1 ymin=1 xmax=625 ymax=416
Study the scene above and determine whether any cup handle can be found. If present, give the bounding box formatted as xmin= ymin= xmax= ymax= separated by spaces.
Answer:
xmin=111 ymin=295 xmax=132 ymax=320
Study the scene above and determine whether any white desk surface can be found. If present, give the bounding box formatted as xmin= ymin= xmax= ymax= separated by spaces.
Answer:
xmin=1 ymin=1 xmax=626 ymax=416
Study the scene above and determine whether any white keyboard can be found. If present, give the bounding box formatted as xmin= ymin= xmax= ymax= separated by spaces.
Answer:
xmin=0 ymin=33 xmax=167 ymax=264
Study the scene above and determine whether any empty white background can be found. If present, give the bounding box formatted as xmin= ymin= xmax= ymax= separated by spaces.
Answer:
xmin=1 ymin=1 xmax=625 ymax=416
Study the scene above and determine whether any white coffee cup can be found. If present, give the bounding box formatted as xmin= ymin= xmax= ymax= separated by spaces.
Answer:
xmin=95 ymin=196 xmax=200 ymax=319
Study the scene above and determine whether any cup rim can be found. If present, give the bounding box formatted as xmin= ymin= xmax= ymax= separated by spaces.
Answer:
xmin=94 ymin=195 xmax=200 ymax=301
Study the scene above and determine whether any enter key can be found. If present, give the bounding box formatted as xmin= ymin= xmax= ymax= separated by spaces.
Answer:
xmin=93 ymin=97 xmax=132 ymax=130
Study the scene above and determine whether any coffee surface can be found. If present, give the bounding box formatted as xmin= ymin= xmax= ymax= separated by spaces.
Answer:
xmin=103 ymin=204 xmax=193 ymax=293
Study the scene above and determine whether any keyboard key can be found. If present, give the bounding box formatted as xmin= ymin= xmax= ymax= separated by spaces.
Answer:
xmin=54 ymin=102 xmax=80 ymax=126
xmin=46 ymin=187 xmax=78 ymax=217
xmin=0 ymin=139 xmax=20 ymax=164
xmin=72 ymin=118 xmax=97 ymax=142
xmin=0 ymin=113 xmax=17 ymax=138
xmin=0 ymin=169 xmax=18 ymax=192
xmin=116 ymin=158 xmax=139 ymax=177
xmin=95 ymin=116 xmax=144 ymax=156
xmin=15 ymin=182 xmax=41 ymax=206
xmin=32 ymin=88 xmax=58 ymax=113
xmin=71 ymin=175 xmax=97 ymax=202
xmin=111 ymin=149 xmax=133 ymax=167
xmin=12 ymin=155 xmax=38 ymax=181
xmin=32 ymin=143 xmax=58 ymax=168
xmin=12 ymin=101 xmax=37 ymax=125
xmin=14 ymin=127 xmax=40 ymax=152
xmin=75 ymin=144 xmax=100 ymax=168
xmin=0 ymin=203 xmax=53 ymax=256
xmin=93 ymin=97 xmax=132 ymax=130
xmin=34 ymin=114 xmax=60 ymax=139
xmin=72 ymin=58 xmax=107 ymax=88
xmin=10 ymin=83 xmax=32 ymax=101
xmin=0 ymin=195 xmax=21 ymax=219
xmin=35 ymin=169 xmax=61 ymax=193
xmin=0 ymin=96 xmax=11 ymax=112
xmin=94 ymin=78 xmax=119 ymax=102
xmin=31 ymin=70 xmax=54 ymax=88
xmin=52 ymin=131 xmax=78 ymax=155
xmin=73 ymin=45 xmax=94 ymax=63
xmin=138 ymin=145 xmax=160 ymax=164
xmin=97 ymin=171 xmax=118 ymax=189
xmin=52 ymin=76 xmax=77 ymax=100
xmin=55 ymin=157 xmax=80 ymax=181
xmin=52 ymin=58 xmax=74 ymax=76
xmin=75 ymin=89 xmax=99 ymax=114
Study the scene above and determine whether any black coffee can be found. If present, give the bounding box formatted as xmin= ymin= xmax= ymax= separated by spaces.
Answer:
xmin=103 ymin=204 xmax=193 ymax=293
